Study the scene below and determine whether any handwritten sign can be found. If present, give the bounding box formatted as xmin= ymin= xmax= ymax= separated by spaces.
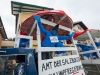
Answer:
xmin=39 ymin=55 xmax=85 ymax=75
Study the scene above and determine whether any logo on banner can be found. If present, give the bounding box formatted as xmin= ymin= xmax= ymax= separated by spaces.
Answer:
xmin=50 ymin=36 xmax=59 ymax=42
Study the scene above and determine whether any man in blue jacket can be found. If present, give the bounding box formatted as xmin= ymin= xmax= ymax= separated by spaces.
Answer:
xmin=34 ymin=15 xmax=75 ymax=59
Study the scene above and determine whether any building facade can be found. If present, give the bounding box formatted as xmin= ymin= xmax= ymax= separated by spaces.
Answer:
xmin=0 ymin=17 xmax=7 ymax=48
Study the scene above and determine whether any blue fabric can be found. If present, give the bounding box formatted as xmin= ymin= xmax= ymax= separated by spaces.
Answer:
xmin=55 ymin=32 xmax=75 ymax=54
xmin=55 ymin=42 xmax=66 ymax=54
xmin=76 ymin=44 xmax=94 ymax=51
xmin=76 ymin=44 xmax=91 ymax=57
xmin=95 ymin=42 xmax=100 ymax=47
xmin=76 ymin=44 xmax=99 ymax=59
xmin=19 ymin=38 xmax=29 ymax=47
xmin=92 ymin=52 xmax=99 ymax=59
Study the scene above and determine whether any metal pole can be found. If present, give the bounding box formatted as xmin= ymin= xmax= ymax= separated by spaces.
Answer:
xmin=86 ymin=30 xmax=100 ymax=58
xmin=14 ymin=13 xmax=21 ymax=48
xmin=36 ymin=20 xmax=41 ymax=75
xmin=29 ymin=20 xmax=37 ymax=36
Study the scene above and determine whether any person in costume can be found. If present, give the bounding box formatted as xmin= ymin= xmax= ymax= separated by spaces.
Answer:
xmin=34 ymin=15 xmax=75 ymax=59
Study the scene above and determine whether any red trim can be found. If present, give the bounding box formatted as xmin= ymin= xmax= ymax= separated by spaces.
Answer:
xmin=73 ymin=72 xmax=79 ymax=75
xmin=73 ymin=29 xmax=88 ymax=38
xmin=73 ymin=72 xmax=84 ymax=75
xmin=35 ymin=10 xmax=66 ymax=15
xmin=89 ymin=29 xmax=100 ymax=32
xmin=21 ymin=10 xmax=73 ymax=26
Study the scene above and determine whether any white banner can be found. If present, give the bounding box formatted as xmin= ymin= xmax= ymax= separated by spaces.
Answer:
xmin=39 ymin=55 xmax=85 ymax=75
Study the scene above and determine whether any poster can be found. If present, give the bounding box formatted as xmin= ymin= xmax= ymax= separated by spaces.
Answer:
xmin=39 ymin=55 xmax=85 ymax=75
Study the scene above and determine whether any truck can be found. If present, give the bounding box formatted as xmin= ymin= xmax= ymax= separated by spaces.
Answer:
xmin=0 ymin=1 xmax=86 ymax=75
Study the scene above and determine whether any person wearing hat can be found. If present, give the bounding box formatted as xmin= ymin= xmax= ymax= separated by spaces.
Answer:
xmin=34 ymin=15 xmax=75 ymax=59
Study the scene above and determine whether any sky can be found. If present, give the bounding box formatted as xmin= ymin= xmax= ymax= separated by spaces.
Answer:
xmin=0 ymin=0 xmax=100 ymax=38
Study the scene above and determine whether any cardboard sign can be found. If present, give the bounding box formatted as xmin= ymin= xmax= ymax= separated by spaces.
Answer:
xmin=50 ymin=36 xmax=59 ymax=42
xmin=39 ymin=55 xmax=85 ymax=75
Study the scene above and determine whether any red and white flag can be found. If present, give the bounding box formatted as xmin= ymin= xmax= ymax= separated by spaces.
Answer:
xmin=73 ymin=21 xmax=88 ymax=38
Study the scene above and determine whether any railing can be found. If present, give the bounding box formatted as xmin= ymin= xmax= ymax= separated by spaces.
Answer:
xmin=36 ymin=47 xmax=85 ymax=75
xmin=79 ymin=48 xmax=100 ymax=64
